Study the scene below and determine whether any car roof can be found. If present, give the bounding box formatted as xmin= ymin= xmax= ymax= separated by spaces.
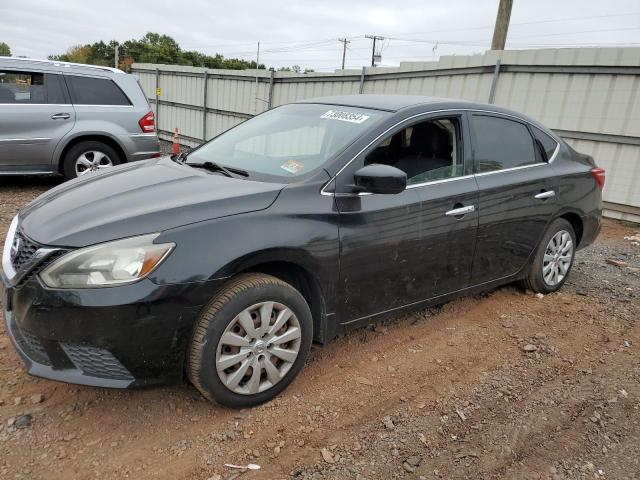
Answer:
xmin=0 ymin=56 xmax=124 ymax=76
xmin=295 ymin=94 xmax=552 ymax=132
xmin=296 ymin=94 xmax=515 ymax=114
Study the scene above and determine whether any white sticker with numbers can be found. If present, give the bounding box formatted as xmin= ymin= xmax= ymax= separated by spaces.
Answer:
xmin=320 ymin=110 xmax=370 ymax=124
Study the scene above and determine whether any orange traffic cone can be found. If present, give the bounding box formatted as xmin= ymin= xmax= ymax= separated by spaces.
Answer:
xmin=171 ymin=128 xmax=180 ymax=155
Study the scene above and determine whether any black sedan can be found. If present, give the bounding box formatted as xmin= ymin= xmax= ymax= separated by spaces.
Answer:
xmin=1 ymin=95 xmax=603 ymax=407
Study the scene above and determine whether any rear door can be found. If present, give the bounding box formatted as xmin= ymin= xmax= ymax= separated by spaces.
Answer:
xmin=0 ymin=69 xmax=74 ymax=171
xmin=469 ymin=112 xmax=558 ymax=285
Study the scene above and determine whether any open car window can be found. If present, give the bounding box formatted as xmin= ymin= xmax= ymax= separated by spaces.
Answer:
xmin=364 ymin=117 xmax=464 ymax=185
xmin=187 ymin=103 xmax=389 ymax=182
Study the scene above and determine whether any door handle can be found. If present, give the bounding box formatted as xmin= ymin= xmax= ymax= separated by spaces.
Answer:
xmin=445 ymin=205 xmax=475 ymax=217
xmin=534 ymin=190 xmax=555 ymax=200
xmin=51 ymin=113 xmax=71 ymax=120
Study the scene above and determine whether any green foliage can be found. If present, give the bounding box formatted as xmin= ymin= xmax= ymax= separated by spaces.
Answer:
xmin=48 ymin=33 xmax=265 ymax=71
xmin=0 ymin=42 xmax=11 ymax=56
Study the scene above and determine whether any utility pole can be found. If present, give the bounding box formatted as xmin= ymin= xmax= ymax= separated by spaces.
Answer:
xmin=338 ymin=38 xmax=350 ymax=70
xmin=254 ymin=41 xmax=260 ymax=114
xmin=491 ymin=0 xmax=513 ymax=50
xmin=114 ymin=44 xmax=119 ymax=69
xmin=365 ymin=35 xmax=384 ymax=67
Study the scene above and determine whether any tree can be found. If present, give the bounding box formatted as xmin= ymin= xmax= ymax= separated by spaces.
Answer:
xmin=49 ymin=33 xmax=264 ymax=71
xmin=0 ymin=42 xmax=11 ymax=56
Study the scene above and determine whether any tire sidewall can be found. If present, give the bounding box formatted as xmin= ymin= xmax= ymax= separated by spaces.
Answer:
xmin=192 ymin=279 xmax=313 ymax=408
xmin=530 ymin=218 xmax=576 ymax=294
xmin=63 ymin=141 xmax=121 ymax=180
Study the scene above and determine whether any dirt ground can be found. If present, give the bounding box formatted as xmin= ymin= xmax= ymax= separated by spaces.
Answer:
xmin=0 ymin=176 xmax=639 ymax=480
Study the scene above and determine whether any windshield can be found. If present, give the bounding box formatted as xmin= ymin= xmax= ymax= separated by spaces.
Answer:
xmin=186 ymin=103 xmax=388 ymax=180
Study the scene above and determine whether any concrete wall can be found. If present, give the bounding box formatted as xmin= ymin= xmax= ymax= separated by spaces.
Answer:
xmin=132 ymin=47 xmax=640 ymax=222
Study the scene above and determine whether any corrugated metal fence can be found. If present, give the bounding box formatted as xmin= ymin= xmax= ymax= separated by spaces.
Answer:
xmin=132 ymin=47 xmax=640 ymax=222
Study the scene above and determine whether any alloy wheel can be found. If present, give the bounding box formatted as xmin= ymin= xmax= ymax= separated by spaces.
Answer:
xmin=75 ymin=151 xmax=113 ymax=176
xmin=215 ymin=301 xmax=302 ymax=395
xmin=542 ymin=230 xmax=573 ymax=286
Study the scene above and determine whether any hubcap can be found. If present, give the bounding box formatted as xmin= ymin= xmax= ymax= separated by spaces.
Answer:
xmin=542 ymin=230 xmax=574 ymax=286
xmin=215 ymin=301 xmax=302 ymax=395
xmin=75 ymin=151 xmax=113 ymax=176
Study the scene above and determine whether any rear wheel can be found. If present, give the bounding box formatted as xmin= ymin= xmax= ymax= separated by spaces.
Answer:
xmin=188 ymin=273 xmax=312 ymax=407
xmin=521 ymin=218 xmax=576 ymax=294
xmin=62 ymin=141 xmax=121 ymax=180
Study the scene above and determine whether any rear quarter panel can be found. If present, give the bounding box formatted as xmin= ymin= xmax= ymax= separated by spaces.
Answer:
xmin=550 ymin=142 xmax=602 ymax=248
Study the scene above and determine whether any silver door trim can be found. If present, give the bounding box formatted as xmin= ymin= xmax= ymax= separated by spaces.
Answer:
xmin=320 ymin=108 xmax=560 ymax=197
xmin=0 ymin=137 xmax=52 ymax=143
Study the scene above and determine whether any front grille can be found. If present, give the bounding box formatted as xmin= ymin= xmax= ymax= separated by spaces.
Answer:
xmin=16 ymin=250 xmax=66 ymax=287
xmin=10 ymin=321 xmax=52 ymax=366
xmin=11 ymin=231 xmax=39 ymax=271
xmin=61 ymin=344 xmax=134 ymax=380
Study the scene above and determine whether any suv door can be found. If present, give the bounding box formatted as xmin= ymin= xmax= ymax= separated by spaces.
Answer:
xmin=469 ymin=112 xmax=558 ymax=285
xmin=0 ymin=69 xmax=75 ymax=171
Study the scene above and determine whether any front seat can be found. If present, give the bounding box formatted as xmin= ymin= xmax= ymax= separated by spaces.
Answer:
xmin=394 ymin=123 xmax=452 ymax=180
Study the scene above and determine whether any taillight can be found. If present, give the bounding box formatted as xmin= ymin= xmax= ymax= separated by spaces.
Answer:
xmin=591 ymin=167 xmax=605 ymax=190
xmin=138 ymin=111 xmax=155 ymax=133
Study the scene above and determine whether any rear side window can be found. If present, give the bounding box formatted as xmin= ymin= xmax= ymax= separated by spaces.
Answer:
xmin=532 ymin=126 xmax=558 ymax=161
xmin=0 ymin=71 xmax=67 ymax=104
xmin=66 ymin=75 xmax=131 ymax=106
xmin=471 ymin=114 xmax=537 ymax=173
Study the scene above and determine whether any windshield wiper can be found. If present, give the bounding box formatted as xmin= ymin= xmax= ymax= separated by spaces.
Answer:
xmin=172 ymin=151 xmax=189 ymax=163
xmin=186 ymin=161 xmax=248 ymax=178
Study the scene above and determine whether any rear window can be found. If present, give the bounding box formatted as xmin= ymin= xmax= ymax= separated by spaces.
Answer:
xmin=471 ymin=114 xmax=537 ymax=173
xmin=0 ymin=70 xmax=66 ymax=104
xmin=66 ymin=75 xmax=131 ymax=106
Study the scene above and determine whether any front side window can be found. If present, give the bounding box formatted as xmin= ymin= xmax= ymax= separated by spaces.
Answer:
xmin=66 ymin=75 xmax=131 ymax=106
xmin=187 ymin=104 xmax=388 ymax=180
xmin=471 ymin=114 xmax=537 ymax=173
xmin=0 ymin=70 xmax=46 ymax=103
xmin=364 ymin=117 xmax=464 ymax=185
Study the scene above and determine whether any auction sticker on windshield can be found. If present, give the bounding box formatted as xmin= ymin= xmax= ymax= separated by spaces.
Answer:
xmin=320 ymin=110 xmax=370 ymax=124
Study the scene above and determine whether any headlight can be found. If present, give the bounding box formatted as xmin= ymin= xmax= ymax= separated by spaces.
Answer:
xmin=40 ymin=234 xmax=174 ymax=289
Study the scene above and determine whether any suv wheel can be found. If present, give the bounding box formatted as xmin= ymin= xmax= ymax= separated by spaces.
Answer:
xmin=188 ymin=273 xmax=313 ymax=407
xmin=62 ymin=141 xmax=121 ymax=180
xmin=521 ymin=218 xmax=576 ymax=294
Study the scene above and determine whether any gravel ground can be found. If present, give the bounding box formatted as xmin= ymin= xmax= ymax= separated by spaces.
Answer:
xmin=0 ymin=175 xmax=638 ymax=480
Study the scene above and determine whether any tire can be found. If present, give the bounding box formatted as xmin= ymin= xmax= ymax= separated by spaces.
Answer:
xmin=521 ymin=218 xmax=576 ymax=294
xmin=62 ymin=141 xmax=121 ymax=180
xmin=187 ymin=273 xmax=313 ymax=407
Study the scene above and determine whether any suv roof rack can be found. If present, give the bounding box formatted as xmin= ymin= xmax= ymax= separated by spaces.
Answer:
xmin=0 ymin=56 xmax=123 ymax=74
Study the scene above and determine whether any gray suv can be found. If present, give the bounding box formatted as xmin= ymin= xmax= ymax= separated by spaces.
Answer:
xmin=0 ymin=57 xmax=160 ymax=179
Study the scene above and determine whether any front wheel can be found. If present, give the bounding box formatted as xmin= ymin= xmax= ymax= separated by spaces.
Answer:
xmin=187 ymin=273 xmax=313 ymax=407
xmin=521 ymin=218 xmax=576 ymax=294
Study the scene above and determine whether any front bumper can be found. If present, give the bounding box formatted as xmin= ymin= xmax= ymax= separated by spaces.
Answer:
xmin=2 ymin=271 xmax=225 ymax=389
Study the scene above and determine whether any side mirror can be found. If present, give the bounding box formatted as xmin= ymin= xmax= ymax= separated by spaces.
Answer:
xmin=353 ymin=164 xmax=407 ymax=194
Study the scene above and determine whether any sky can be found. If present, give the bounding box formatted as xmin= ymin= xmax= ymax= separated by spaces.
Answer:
xmin=1 ymin=0 xmax=640 ymax=71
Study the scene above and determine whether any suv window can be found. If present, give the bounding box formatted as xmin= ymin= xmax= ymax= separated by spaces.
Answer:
xmin=532 ymin=126 xmax=558 ymax=161
xmin=0 ymin=70 xmax=66 ymax=104
xmin=471 ymin=114 xmax=537 ymax=173
xmin=365 ymin=117 xmax=463 ymax=185
xmin=66 ymin=75 xmax=131 ymax=106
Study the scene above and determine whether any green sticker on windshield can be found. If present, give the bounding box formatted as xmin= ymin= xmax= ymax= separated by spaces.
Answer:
xmin=321 ymin=110 xmax=370 ymax=124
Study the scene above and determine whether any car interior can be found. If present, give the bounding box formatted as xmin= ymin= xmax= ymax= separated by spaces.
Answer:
xmin=365 ymin=118 xmax=463 ymax=184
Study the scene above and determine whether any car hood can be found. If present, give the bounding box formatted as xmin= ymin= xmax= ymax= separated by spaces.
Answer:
xmin=20 ymin=157 xmax=285 ymax=247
